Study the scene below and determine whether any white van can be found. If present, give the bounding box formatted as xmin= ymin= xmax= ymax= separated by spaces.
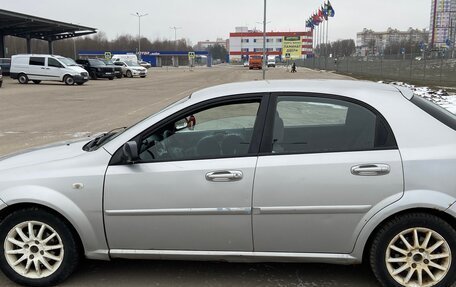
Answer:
xmin=111 ymin=54 xmax=138 ymax=63
xmin=10 ymin=54 xmax=89 ymax=85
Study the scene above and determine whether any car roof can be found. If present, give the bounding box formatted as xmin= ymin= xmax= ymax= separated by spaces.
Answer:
xmin=191 ymin=79 xmax=405 ymax=101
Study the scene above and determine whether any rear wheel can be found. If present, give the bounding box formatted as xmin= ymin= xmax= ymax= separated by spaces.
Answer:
xmin=108 ymin=77 xmax=114 ymax=80
xmin=64 ymin=75 xmax=74 ymax=86
xmin=370 ymin=213 xmax=456 ymax=287
xmin=18 ymin=74 xmax=28 ymax=84
xmin=0 ymin=208 xmax=80 ymax=287
xmin=90 ymin=71 xmax=97 ymax=80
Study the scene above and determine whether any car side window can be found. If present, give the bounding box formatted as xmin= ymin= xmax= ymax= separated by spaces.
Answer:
xmin=138 ymin=101 xmax=260 ymax=162
xmin=48 ymin=58 xmax=63 ymax=68
xmin=29 ymin=57 xmax=45 ymax=66
xmin=271 ymin=95 xmax=396 ymax=154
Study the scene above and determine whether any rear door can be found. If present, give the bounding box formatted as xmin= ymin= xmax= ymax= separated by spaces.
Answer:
xmin=252 ymin=93 xmax=403 ymax=253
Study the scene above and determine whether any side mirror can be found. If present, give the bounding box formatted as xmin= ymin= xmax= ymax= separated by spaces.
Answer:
xmin=122 ymin=141 xmax=139 ymax=163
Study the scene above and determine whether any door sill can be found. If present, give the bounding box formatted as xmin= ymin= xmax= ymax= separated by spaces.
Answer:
xmin=109 ymin=249 xmax=359 ymax=264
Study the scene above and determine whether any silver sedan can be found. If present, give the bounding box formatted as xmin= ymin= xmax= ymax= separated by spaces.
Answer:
xmin=0 ymin=80 xmax=455 ymax=287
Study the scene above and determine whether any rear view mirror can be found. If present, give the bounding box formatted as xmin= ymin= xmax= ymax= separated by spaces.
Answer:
xmin=122 ymin=141 xmax=139 ymax=163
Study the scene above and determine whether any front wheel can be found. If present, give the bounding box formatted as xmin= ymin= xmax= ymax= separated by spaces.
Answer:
xmin=126 ymin=70 xmax=133 ymax=78
xmin=0 ymin=208 xmax=80 ymax=287
xmin=64 ymin=75 xmax=74 ymax=85
xmin=370 ymin=213 xmax=456 ymax=287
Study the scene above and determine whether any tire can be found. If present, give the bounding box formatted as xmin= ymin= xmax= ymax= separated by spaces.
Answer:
xmin=140 ymin=76 xmax=146 ymax=78
xmin=0 ymin=208 xmax=80 ymax=287
xmin=370 ymin=213 xmax=456 ymax=287
xmin=32 ymin=80 xmax=41 ymax=84
xmin=90 ymin=71 xmax=97 ymax=80
xmin=18 ymin=74 xmax=28 ymax=84
xmin=0 ymin=81 xmax=2 ymax=88
xmin=76 ymin=83 xmax=84 ymax=86
xmin=64 ymin=75 xmax=74 ymax=86
xmin=109 ymin=77 xmax=114 ymax=80
xmin=126 ymin=70 xmax=133 ymax=78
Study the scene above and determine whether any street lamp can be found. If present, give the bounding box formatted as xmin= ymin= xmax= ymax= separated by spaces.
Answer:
xmin=131 ymin=12 xmax=148 ymax=60
xmin=169 ymin=26 xmax=183 ymax=43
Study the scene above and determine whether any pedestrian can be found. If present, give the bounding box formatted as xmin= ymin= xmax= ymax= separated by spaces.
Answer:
xmin=291 ymin=62 xmax=297 ymax=73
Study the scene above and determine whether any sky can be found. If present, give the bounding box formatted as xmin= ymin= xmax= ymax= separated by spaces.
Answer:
xmin=1 ymin=0 xmax=432 ymax=44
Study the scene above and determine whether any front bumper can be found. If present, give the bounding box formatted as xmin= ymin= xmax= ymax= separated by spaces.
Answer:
xmin=74 ymin=75 xmax=89 ymax=84
xmin=131 ymin=70 xmax=147 ymax=77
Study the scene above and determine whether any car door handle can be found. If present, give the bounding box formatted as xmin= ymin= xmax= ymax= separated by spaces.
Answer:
xmin=351 ymin=164 xmax=390 ymax=176
xmin=205 ymin=171 xmax=243 ymax=182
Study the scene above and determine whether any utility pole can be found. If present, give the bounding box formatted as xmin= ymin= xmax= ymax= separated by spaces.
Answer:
xmin=170 ymin=26 xmax=182 ymax=43
xmin=131 ymin=12 xmax=148 ymax=60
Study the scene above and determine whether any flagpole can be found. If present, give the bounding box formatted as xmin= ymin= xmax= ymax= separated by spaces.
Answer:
xmin=325 ymin=17 xmax=329 ymax=69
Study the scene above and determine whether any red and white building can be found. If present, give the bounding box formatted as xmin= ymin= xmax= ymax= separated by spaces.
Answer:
xmin=229 ymin=26 xmax=313 ymax=62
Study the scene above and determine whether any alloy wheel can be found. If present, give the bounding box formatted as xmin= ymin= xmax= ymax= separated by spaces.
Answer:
xmin=4 ymin=221 xmax=64 ymax=279
xmin=386 ymin=227 xmax=451 ymax=287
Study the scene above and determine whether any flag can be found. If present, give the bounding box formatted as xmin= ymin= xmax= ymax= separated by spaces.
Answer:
xmin=327 ymin=0 xmax=335 ymax=17
xmin=306 ymin=18 xmax=315 ymax=29
xmin=318 ymin=8 xmax=324 ymax=21
xmin=322 ymin=4 xmax=329 ymax=20
xmin=312 ymin=13 xmax=321 ymax=25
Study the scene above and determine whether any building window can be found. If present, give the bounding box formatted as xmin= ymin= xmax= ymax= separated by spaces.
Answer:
xmin=241 ymin=39 xmax=249 ymax=43
xmin=266 ymin=38 xmax=273 ymax=43
xmin=254 ymin=48 xmax=263 ymax=52
xmin=276 ymin=48 xmax=282 ymax=52
xmin=241 ymin=48 xmax=249 ymax=52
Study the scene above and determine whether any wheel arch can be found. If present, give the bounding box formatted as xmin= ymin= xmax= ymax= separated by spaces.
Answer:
xmin=0 ymin=202 xmax=84 ymax=255
xmin=361 ymin=207 xmax=456 ymax=264
xmin=0 ymin=185 xmax=109 ymax=261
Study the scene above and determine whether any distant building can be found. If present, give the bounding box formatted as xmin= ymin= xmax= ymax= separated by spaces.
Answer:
xmin=430 ymin=0 xmax=456 ymax=48
xmin=195 ymin=38 xmax=229 ymax=51
xmin=229 ymin=26 xmax=313 ymax=62
xmin=356 ymin=28 xmax=430 ymax=55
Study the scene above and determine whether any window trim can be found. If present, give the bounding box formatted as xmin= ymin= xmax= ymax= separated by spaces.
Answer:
xmin=259 ymin=92 xmax=398 ymax=156
xmin=109 ymin=93 xmax=270 ymax=165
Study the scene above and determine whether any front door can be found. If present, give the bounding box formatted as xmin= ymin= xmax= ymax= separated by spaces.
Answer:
xmin=252 ymin=94 xmax=403 ymax=253
xmin=104 ymin=96 xmax=266 ymax=251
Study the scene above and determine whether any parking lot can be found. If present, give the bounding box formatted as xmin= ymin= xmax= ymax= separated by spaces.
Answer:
xmin=0 ymin=65 xmax=389 ymax=287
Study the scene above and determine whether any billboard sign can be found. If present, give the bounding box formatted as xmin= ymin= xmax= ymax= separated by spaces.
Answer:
xmin=282 ymin=36 xmax=302 ymax=59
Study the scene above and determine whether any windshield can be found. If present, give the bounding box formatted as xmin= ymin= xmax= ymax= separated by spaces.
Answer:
xmin=125 ymin=60 xmax=140 ymax=67
xmin=59 ymin=57 xmax=78 ymax=66
xmin=89 ymin=59 xmax=105 ymax=66
xmin=104 ymin=59 xmax=114 ymax=65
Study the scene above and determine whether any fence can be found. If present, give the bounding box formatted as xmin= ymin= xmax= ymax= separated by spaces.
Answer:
xmin=297 ymin=53 xmax=456 ymax=87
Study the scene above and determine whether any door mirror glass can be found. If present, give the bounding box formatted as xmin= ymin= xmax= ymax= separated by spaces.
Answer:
xmin=122 ymin=141 xmax=139 ymax=163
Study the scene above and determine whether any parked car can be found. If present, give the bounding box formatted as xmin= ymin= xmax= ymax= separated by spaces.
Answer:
xmin=10 ymin=54 xmax=89 ymax=85
xmin=0 ymin=80 xmax=455 ymax=287
xmin=138 ymin=60 xmax=151 ymax=69
xmin=99 ymin=59 xmax=122 ymax=78
xmin=0 ymin=66 xmax=3 ymax=88
xmin=114 ymin=60 xmax=147 ymax=78
xmin=0 ymin=58 xmax=11 ymax=76
xmin=76 ymin=59 xmax=115 ymax=80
